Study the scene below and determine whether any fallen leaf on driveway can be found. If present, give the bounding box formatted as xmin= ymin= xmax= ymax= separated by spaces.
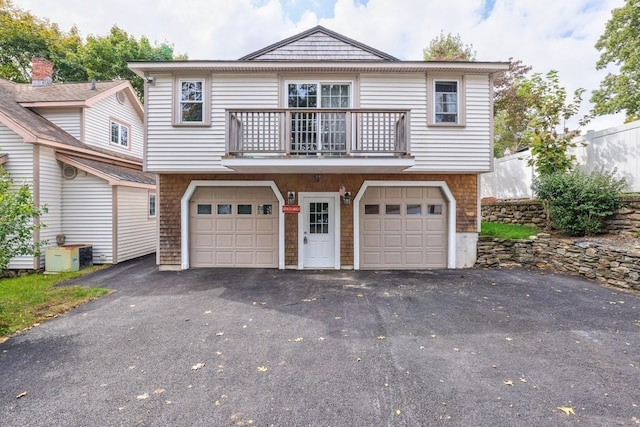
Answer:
xmin=154 ymin=388 xmax=165 ymax=394
xmin=257 ymin=366 xmax=268 ymax=373
xmin=289 ymin=337 xmax=303 ymax=343
xmin=557 ymin=406 xmax=575 ymax=415
xmin=395 ymin=409 xmax=401 ymax=415
xmin=16 ymin=391 xmax=27 ymax=399
xmin=215 ymin=332 xmax=224 ymax=336
xmin=503 ymin=380 xmax=514 ymax=386
xmin=377 ymin=336 xmax=386 ymax=340
xmin=204 ymin=310 xmax=212 ymax=314
xmin=191 ymin=363 xmax=205 ymax=371
xmin=506 ymin=337 xmax=513 ymax=341
xmin=137 ymin=393 xmax=149 ymax=400
xmin=302 ymin=298 xmax=316 ymax=302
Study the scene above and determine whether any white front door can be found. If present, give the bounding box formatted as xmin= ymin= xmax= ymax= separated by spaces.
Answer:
xmin=303 ymin=198 xmax=335 ymax=268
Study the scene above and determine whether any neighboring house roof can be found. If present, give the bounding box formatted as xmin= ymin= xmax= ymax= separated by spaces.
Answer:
xmin=14 ymin=80 xmax=144 ymax=120
xmin=239 ymin=26 xmax=399 ymax=61
xmin=0 ymin=79 xmax=141 ymax=168
xmin=57 ymin=154 xmax=156 ymax=189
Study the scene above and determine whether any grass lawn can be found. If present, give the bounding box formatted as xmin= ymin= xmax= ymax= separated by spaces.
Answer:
xmin=0 ymin=266 xmax=111 ymax=341
xmin=481 ymin=221 xmax=539 ymax=239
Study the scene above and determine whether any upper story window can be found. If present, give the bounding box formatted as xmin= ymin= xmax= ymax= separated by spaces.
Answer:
xmin=174 ymin=77 xmax=210 ymax=126
xmin=427 ymin=75 xmax=465 ymax=127
xmin=110 ymin=119 xmax=129 ymax=148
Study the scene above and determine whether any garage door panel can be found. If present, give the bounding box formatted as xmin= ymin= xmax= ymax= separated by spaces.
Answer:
xmin=256 ymin=218 xmax=275 ymax=232
xmin=216 ymin=218 xmax=234 ymax=231
xmin=194 ymin=233 xmax=214 ymax=247
xmin=256 ymin=234 xmax=275 ymax=248
xmin=405 ymin=218 xmax=423 ymax=232
xmin=236 ymin=218 xmax=255 ymax=232
xmin=235 ymin=234 xmax=254 ymax=247
xmin=215 ymin=234 xmax=234 ymax=247
xmin=360 ymin=186 xmax=447 ymax=269
xmin=363 ymin=218 xmax=381 ymax=232
xmin=215 ymin=252 xmax=234 ymax=264
xmin=194 ymin=218 xmax=214 ymax=232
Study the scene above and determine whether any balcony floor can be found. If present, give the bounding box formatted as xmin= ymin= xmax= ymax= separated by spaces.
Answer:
xmin=221 ymin=156 xmax=415 ymax=173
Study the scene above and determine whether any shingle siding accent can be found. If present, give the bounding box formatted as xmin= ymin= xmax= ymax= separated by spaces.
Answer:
xmin=157 ymin=173 xmax=478 ymax=266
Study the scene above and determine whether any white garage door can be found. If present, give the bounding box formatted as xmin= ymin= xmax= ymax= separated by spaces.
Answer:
xmin=360 ymin=186 xmax=447 ymax=269
xmin=190 ymin=187 xmax=278 ymax=268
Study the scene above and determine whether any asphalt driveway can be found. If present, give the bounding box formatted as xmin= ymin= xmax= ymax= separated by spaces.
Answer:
xmin=1 ymin=256 xmax=639 ymax=426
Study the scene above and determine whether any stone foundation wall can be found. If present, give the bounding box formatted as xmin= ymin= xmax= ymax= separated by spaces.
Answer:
xmin=481 ymin=196 xmax=640 ymax=235
xmin=476 ymin=234 xmax=640 ymax=291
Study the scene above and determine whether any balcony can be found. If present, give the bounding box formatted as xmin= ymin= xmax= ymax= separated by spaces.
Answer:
xmin=227 ymin=109 xmax=409 ymax=157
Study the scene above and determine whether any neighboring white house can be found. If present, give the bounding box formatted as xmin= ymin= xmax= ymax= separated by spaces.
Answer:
xmin=481 ymin=120 xmax=640 ymax=199
xmin=0 ymin=58 xmax=156 ymax=270
xmin=129 ymin=26 xmax=508 ymax=271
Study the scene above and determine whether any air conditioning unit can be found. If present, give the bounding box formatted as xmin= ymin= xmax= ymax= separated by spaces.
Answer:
xmin=61 ymin=164 xmax=77 ymax=180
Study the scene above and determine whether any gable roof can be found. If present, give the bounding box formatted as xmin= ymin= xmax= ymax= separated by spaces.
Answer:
xmin=0 ymin=79 xmax=141 ymax=167
xmin=239 ymin=26 xmax=398 ymax=61
xmin=14 ymin=80 xmax=144 ymax=120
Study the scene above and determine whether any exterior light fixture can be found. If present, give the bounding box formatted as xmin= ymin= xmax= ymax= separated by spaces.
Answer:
xmin=343 ymin=192 xmax=351 ymax=205
xmin=287 ymin=191 xmax=296 ymax=205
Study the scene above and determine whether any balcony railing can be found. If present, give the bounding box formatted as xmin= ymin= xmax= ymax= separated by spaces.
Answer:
xmin=227 ymin=109 xmax=409 ymax=156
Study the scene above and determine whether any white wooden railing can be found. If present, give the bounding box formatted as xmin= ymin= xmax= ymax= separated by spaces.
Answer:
xmin=227 ymin=109 xmax=409 ymax=156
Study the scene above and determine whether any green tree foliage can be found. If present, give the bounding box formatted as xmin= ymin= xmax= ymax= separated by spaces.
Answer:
xmin=518 ymin=70 xmax=589 ymax=176
xmin=591 ymin=0 xmax=640 ymax=122
xmin=532 ymin=170 xmax=626 ymax=236
xmin=0 ymin=0 xmax=184 ymax=98
xmin=0 ymin=165 xmax=47 ymax=272
xmin=81 ymin=26 xmax=179 ymax=97
xmin=493 ymin=59 xmax=532 ymax=157
xmin=423 ymin=31 xmax=476 ymax=61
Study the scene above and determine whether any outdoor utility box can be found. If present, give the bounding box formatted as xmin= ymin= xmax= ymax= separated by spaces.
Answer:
xmin=45 ymin=245 xmax=93 ymax=272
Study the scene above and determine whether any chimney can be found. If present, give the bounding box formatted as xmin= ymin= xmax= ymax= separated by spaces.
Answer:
xmin=31 ymin=57 xmax=53 ymax=87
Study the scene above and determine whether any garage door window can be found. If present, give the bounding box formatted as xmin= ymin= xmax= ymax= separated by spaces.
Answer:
xmin=364 ymin=204 xmax=379 ymax=215
xmin=407 ymin=204 xmax=422 ymax=215
xmin=197 ymin=204 xmax=212 ymax=215
xmin=385 ymin=204 xmax=401 ymax=215
xmin=238 ymin=204 xmax=252 ymax=215
xmin=258 ymin=204 xmax=273 ymax=215
xmin=217 ymin=204 xmax=232 ymax=215
xmin=428 ymin=204 xmax=443 ymax=215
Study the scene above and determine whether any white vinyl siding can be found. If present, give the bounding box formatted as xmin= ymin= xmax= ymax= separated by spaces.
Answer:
xmin=116 ymin=186 xmax=156 ymax=262
xmin=360 ymin=73 xmax=491 ymax=172
xmin=35 ymin=108 xmax=82 ymax=139
xmin=1 ymin=124 xmax=36 ymax=269
xmin=84 ymin=92 xmax=144 ymax=158
xmin=38 ymin=147 xmax=62 ymax=264
xmin=62 ymin=172 xmax=113 ymax=264
xmin=145 ymin=74 xmax=278 ymax=172
xmin=145 ymin=72 xmax=492 ymax=173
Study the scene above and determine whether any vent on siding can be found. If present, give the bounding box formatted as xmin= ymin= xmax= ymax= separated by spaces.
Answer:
xmin=116 ymin=91 xmax=126 ymax=104
xmin=62 ymin=164 xmax=77 ymax=180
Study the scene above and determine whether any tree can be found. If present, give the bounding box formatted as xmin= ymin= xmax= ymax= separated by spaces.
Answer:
xmin=0 ymin=165 xmax=47 ymax=272
xmin=493 ymin=59 xmax=532 ymax=157
xmin=518 ymin=70 xmax=589 ymax=176
xmin=591 ymin=0 xmax=640 ymax=122
xmin=423 ymin=31 xmax=476 ymax=61
xmin=79 ymin=26 xmax=180 ymax=98
xmin=0 ymin=1 xmax=185 ymax=98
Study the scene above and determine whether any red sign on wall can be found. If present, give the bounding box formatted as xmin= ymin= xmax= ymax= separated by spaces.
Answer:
xmin=282 ymin=205 xmax=301 ymax=214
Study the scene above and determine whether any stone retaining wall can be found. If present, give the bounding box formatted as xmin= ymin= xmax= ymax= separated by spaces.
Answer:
xmin=481 ymin=196 xmax=640 ymax=235
xmin=476 ymin=234 xmax=640 ymax=291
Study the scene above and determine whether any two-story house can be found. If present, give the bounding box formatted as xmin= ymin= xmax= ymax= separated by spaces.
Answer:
xmin=1 ymin=58 xmax=156 ymax=270
xmin=129 ymin=26 xmax=508 ymax=271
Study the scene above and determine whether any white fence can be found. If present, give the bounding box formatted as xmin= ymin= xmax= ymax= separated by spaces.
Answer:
xmin=481 ymin=120 xmax=640 ymax=199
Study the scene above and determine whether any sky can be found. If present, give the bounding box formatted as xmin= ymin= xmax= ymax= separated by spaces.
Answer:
xmin=13 ymin=0 xmax=626 ymax=131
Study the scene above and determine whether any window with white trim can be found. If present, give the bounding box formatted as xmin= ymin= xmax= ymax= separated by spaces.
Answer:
xmin=149 ymin=193 xmax=157 ymax=217
xmin=110 ymin=120 xmax=129 ymax=147
xmin=174 ymin=77 xmax=210 ymax=125
xmin=427 ymin=75 xmax=465 ymax=126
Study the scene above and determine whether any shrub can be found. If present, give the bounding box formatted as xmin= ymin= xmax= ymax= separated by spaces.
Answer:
xmin=532 ymin=169 xmax=626 ymax=236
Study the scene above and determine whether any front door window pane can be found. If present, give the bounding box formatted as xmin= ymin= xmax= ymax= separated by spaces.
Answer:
xmin=309 ymin=202 xmax=329 ymax=234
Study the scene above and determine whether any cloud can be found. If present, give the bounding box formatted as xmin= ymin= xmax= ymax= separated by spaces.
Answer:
xmin=12 ymin=0 xmax=626 ymax=128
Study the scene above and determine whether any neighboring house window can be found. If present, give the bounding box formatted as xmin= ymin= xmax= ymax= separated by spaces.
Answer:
xmin=427 ymin=75 xmax=465 ymax=126
xmin=110 ymin=120 xmax=129 ymax=147
xmin=174 ymin=77 xmax=210 ymax=126
xmin=149 ymin=193 xmax=156 ymax=217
